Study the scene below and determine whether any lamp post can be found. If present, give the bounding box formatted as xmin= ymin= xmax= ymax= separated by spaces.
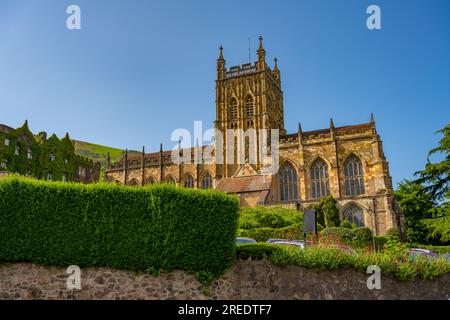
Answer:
xmin=367 ymin=207 xmax=377 ymax=252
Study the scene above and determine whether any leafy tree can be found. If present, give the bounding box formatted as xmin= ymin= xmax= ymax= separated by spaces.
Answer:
xmin=394 ymin=180 xmax=433 ymax=243
xmin=314 ymin=195 xmax=340 ymax=227
xmin=414 ymin=124 xmax=450 ymax=201
xmin=421 ymin=215 xmax=450 ymax=244
xmin=409 ymin=124 xmax=450 ymax=244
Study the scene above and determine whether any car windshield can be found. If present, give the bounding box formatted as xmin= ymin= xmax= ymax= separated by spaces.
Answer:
xmin=236 ymin=238 xmax=255 ymax=244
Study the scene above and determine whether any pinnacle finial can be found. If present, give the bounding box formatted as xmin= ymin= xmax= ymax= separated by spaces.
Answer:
xmin=371 ymin=113 xmax=375 ymax=124
xmin=274 ymin=57 xmax=278 ymax=70
xmin=218 ymin=45 xmax=224 ymax=60
xmin=258 ymin=35 xmax=264 ymax=50
xmin=298 ymin=122 xmax=302 ymax=133
xmin=330 ymin=118 xmax=335 ymax=129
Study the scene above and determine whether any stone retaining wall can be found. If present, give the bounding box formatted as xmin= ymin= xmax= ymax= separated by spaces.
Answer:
xmin=0 ymin=260 xmax=448 ymax=300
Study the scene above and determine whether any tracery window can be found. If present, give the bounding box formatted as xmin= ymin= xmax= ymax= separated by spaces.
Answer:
xmin=344 ymin=155 xmax=365 ymax=196
xmin=279 ymin=163 xmax=298 ymax=201
xmin=128 ymin=179 xmax=139 ymax=186
xmin=164 ymin=176 xmax=176 ymax=185
xmin=183 ymin=174 xmax=195 ymax=188
xmin=229 ymin=98 xmax=238 ymax=120
xmin=245 ymin=96 xmax=254 ymax=118
xmin=311 ymin=159 xmax=330 ymax=199
xmin=201 ymin=173 xmax=212 ymax=189
xmin=343 ymin=204 xmax=365 ymax=227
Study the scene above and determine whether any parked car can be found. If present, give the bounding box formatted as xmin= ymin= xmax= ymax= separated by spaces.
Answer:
xmin=235 ymin=237 xmax=257 ymax=244
xmin=408 ymin=248 xmax=439 ymax=261
xmin=266 ymin=239 xmax=305 ymax=248
xmin=441 ymin=253 xmax=450 ymax=262
xmin=266 ymin=238 xmax=287 ymax=244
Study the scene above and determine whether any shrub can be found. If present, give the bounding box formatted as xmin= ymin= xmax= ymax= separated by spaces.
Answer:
xmin=313 ymin=195 xmax=340 ymax=227
xmin=238 ymin=243 xmax=450 ymax=281
xmin=386 ymin=228 xmax=401 ymax=240
xmin=383 ymin=239 xmax=409 ymax=260
xmin=237 ymin=223 xmax=303 ymax=242
xmin=340 ymin=220 xmax=353 ymax=229
xmin=235 ymin=243 xmax=281 ymax=260
xmin=239 ymin=206 xmax=303 ymax=230
xmin=351 ymin=227 xmax=373 ymax=246
xmin=255 ymin=212 xmax=289 ymax=228
xmin=374 ymin=236 xmax=388 ymax=251
xmin=0 ymin=176 xmax=240 ymax=283
xmin=320 ymin=227 xmax=353 ymax=242
xmin=320 ymin=227 xmax=375 ymax=248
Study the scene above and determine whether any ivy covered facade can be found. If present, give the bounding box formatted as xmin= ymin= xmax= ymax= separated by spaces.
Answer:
xmin=0 ymin=121 xmax=99 ymax=183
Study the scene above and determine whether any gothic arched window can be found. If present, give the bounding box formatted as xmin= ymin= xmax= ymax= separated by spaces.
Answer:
xmin=279 ymin=163 xmax=298 ymax=202
xmin=183 ymin=174 xmax=194 ymax=188
xmin=343 ymin=204 xmax=365 ymax=227
xmin=229 ymin=98 xmax=238 ymax=120
xmin=344 ymin=155 xmax=365 ymax=196
xmin=245 ymin=96 xmax=254 ymax=118
xmin=201 ymin=173 xmax=213 ymax=189
xmin=128 ymin=179 xmax=139 ymax=186
xmin=311 ymin=159 xmax=330 ymax=199
xmin=164 ymin=176 xmax=176 ymax=185
xmin=146 ymin=177 xmax=156 ymax=185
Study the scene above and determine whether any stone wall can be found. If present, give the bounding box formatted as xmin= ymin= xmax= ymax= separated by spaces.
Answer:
xmin=0 ymin=260 xmax=448 ymax=300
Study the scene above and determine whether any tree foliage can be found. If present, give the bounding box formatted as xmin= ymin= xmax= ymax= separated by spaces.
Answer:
xmin=395 ymin=180 xmax=433 ymax=243
xmin=313 ymin=195 xmax=340 ymax=228
xmin=414 ymin=124 xmax=450 ymax=200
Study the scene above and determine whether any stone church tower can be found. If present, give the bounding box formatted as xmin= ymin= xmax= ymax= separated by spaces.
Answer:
xmin=215 ymin=36 xmax=285 ymax=178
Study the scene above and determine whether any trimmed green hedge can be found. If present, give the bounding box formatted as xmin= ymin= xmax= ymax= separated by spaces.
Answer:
xmin=239 ymin=206 xmax=303 ymax=229
xmin=0 ymin=176 xmax=240 ymax=283
xmin=237 ymin=223 xmax=303 ymax=242
xmin=236 ymin=243 xmax=282 ymax=260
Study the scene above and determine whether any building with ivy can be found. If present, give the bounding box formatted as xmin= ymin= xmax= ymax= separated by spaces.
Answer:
xmin=0 ymin=121 xmax=99 ymax=183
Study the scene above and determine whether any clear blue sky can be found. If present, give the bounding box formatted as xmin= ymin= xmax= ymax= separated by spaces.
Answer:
xmin=0 ymin=0 xmax=449 ymax=186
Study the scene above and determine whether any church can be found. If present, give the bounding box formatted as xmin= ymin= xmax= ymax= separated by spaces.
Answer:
xmin=105 ymin=36 xmax=403 ymax=235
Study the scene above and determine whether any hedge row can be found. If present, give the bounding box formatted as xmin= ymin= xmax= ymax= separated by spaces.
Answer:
xmin=237 ymin=223 xmax=303 ymax=242
xmin=0 ymin=176 xmax=240 ymax=283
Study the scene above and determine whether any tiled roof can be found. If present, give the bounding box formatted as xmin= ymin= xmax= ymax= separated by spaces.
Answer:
xmin=0 ymin=124 xmax=14 ymax=134
xmin=216 ymin=175 xmax=272 ymax=194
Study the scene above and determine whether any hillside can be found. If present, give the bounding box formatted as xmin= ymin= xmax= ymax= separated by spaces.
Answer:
xmin=73 ymin=140 xmax=138 ymax=166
